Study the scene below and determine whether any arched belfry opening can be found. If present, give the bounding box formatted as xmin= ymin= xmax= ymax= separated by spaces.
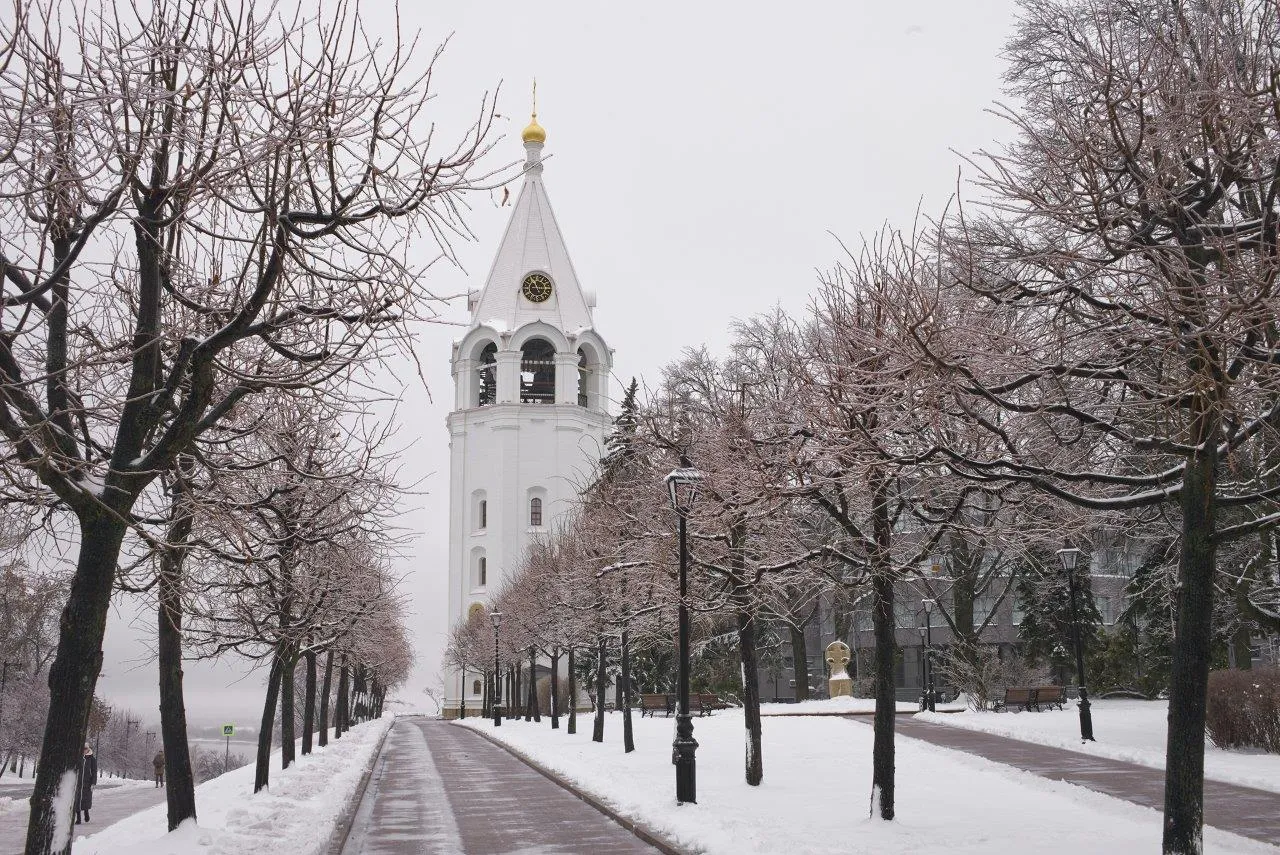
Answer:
xmin=520 ymin=338 xmax=556 ymax=404
xmin=577 ymin=349 xmax=590 ymax=407
xmin=476 ymin=342 xmax=497 ymax=407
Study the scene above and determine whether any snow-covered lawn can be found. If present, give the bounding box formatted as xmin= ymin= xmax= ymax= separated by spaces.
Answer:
xmin=74 ymin=716 xmax=391 ymax=855
xmin=459 ymin=710 xmax=1275 ymax=855
xmin=918 ymin=699 xmax=1280 ymax=794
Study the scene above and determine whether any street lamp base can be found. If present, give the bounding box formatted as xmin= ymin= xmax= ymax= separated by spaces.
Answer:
xmin=1078 ymin=693 xmax=1095 ymax=742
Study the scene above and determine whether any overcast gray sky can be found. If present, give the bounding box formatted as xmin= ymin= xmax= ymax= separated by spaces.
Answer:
xmin=96 ymin=0 xmax=1021 ymax=727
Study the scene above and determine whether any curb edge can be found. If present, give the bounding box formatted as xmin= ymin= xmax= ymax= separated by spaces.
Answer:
xmin=324 ymin=716 xmax=396 ymax=855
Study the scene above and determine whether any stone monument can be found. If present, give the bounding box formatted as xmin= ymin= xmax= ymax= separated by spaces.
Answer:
xmin=826 ymin=641 xmax=852 ymax=698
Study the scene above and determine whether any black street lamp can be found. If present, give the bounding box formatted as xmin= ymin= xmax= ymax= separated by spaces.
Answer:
xmin=920 ymin=599 xmax=936 ymax=712
xmin=1057 ymin=546 xmax=1095 ymax=742
xmin=666 ymin=459 xmax=703 ymax=806
xmin=491 ymin=610 xmax=503 ymax=727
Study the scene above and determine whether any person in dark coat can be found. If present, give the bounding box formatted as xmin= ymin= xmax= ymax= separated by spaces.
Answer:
xmin=75 ymin=744 xmax=97 ymax=824
xmin=153 ymin=750 xmax=165 ymax=787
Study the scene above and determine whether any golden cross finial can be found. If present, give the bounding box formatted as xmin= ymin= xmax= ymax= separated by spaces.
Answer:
xmin=522 ymin=79 xmax=546 ymax=144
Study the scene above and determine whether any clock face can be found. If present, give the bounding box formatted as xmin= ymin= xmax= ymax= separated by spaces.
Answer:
xmin=522 ymin=272 xmax=553 ymax=303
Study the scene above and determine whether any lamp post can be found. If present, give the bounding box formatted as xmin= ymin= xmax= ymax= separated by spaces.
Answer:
xmin=921 ymin=599 xmax=936 ymax=712
xmin=666 ymin=459 xmax=703 ymax=805
xmin=1056 ymin=546 xmax=1095 ymax=742
xmin=491 ymin=611 xmax=503 ymax=727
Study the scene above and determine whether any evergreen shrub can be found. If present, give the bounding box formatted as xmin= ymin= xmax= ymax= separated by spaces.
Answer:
xmin=1204 ymin=667 xmax=1280 ymax=754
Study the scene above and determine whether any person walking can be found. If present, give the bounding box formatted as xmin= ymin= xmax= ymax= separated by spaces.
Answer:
xmin=75 ymin=744 xmax=97 ymax=824
xmin=153 ymin=750 xmax=166 ymax=788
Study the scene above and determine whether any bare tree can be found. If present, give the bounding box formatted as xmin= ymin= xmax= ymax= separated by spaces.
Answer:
xmin=0 ymin=3 xmax=496 ymax=850
xmin=920 ymin=3 xmax=1280 ymax=850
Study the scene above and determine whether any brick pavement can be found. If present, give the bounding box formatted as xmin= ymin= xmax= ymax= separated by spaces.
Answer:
xmin=339 ymin=717 xmax=658 ymax=855
xmin=879 ymin=716 xmax=1280 ymax=848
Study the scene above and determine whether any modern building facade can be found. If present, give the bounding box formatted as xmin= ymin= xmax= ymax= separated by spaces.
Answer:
xmin=443 ymin=111 xmax=613 ymax=718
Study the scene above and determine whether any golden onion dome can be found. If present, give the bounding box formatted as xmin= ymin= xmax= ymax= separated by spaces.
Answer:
xmin=522 ymin=113 xmax=546 ymax=144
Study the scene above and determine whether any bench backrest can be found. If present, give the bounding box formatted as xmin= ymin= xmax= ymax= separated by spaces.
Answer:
xmin=639 ymin=693 xmax=670 ymax=708
xmin=1035 ymin=686 xmax=1065 ymax=701
xmin=1004 ymin=687 xmax=1033 ymax=703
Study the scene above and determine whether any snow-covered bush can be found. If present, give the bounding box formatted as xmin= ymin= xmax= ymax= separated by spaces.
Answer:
xmin=1205 ymin=668 xmax=1280 ymax=754
xmin=934 ymin=645 xmax=1047 ymax=711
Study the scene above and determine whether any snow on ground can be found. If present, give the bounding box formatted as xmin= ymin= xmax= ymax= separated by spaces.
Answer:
xmin=917 ymin=698 xmax=1280 ymax=794
xmin=73 ymin=716 xmax=392 ymax=855
xmin=760 ymin=696 xmax=966 ymax=716
xmin=459 ymin=710 xmax=1275 ymax=855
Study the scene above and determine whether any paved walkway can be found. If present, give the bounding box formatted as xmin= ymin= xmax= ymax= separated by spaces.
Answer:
xmin=340 ymin=717 xmax=658 ymax=855
xmin=875 ymin=716 xmax=1280 ymax=847
xmin=0 ymin=779 xmax=167 ymax=855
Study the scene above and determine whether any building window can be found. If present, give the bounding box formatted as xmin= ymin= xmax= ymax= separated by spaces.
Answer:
xmin=529 ymin=497 xmax=543 ymax=527
xmin=478 ymin=556 xmax=487 ymax=587
xmin=974 ymin=595 xmax=999 ymax=627
xmin=478 ymin=499 xmax=487 ymax=530
xmin=477 ymin=343 xmax=497 ymax=407
xmin=519 ymin=338 xmax=556 ymax=404
xmin=578 ymin=349 xmax=589 ymax=407
xmin=473 ymin=679 xmax=482 ymax=695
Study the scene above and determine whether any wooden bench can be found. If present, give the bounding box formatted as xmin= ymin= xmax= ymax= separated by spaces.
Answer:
xmin=639 ymin=693 xmax=673 ymax=717
xmin=695 ymin=693 xmax=730 ymax=716
xmin=1032 ymin=685 xmax=1066 ymax=711
xmin=993 ymin=687 xmax=1035 ymax=712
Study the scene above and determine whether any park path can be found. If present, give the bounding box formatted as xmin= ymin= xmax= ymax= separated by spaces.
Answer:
xmin=0 ymin=779 xmax=167 ymax=855
xmin=339 ymin=717 xmax=658 ymax=855
xmin=872 ymin=716 xmax=1280 ymax=848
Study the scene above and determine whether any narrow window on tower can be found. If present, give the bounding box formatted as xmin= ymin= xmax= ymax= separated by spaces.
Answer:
xmin=479 ymin=499 xmax=487 ymax=530
xmin=529 ymin=497 xmax=543 ymax=527
xmin=478 ymin=556 xmax=487 ymax=587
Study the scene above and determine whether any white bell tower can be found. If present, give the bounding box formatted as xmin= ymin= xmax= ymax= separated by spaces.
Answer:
xmin=444 ymin=106 xmax=613 ymax=717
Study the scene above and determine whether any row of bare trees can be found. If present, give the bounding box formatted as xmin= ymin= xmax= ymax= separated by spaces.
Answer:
xmin=0 ymin=1 xmax=498 ymax=851
xmin=450 ymin=3 xmax=1280 ymax=854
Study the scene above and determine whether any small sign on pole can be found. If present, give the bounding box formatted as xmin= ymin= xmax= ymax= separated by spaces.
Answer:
xmin=222 ymin=724 xmax=235 ymax=774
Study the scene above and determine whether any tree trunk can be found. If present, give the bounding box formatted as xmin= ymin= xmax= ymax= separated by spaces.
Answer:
xmin=158 ymin=531 xmax=197 ymax=830
xmin=621 ymin=631 xmax=634 ymax=753
xmin=302 ymin=650 xmax=317 ymax=755
xmin=738 ymin=610 xmax=764 ymax=785
xmin=482 ymin=668 xmax=491 ymax=719
xmin=789 ymin=623 xmax=811 ymax=702
xmin=567 ymin=648 xmax=577 ymax=735
xmin=334 ymin=659 xmax=349 ymax=739
xmin=592 ymin=636 xmax=606 ymax=743
xmin=870 ymin=570 xmax=896 ymax=820
xmin=254 ymin=652 xmax=286 ymax=793
xmin=1163 ymin=436 xmax=1218 ymax=855
xmin=318 ymin=650 xmax=333 ymax=747
xmin=24 ymin=514 xmax=125 ymax=855
xmin=528 ymin=650 xmax=541 ymax=723
xmin=1232 ymin=579 xmax=1253 ymax=671
xmin=281 ymin=652 xmax=296 ymax=768
xmin=550 ymin=650 xmax=560 ymax=729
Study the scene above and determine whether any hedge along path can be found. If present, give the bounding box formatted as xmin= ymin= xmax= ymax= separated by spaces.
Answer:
xmin=1203 ymin=668 xmax=1280 ymax=755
